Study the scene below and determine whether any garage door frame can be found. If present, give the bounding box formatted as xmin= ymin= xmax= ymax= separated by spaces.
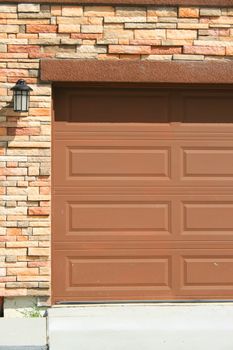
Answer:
xmin=41 ymin=61 xmax=233 ymax=304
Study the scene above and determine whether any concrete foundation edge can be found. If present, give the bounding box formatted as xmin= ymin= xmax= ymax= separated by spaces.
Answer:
xmin=0 ymin=347 xmax=48 ymax=350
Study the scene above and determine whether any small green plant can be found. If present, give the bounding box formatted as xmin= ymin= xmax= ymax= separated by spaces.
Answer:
xmin=19 ymin=304 xmax=44 ymax=318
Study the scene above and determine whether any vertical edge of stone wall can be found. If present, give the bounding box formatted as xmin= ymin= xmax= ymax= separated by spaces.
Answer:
xmin=0 ymin=2 xmax=233 ymax=301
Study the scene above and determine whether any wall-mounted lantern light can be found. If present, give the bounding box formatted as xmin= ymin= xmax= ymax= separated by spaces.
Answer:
xmin=11 ymin=79 xmax=33 ymax=112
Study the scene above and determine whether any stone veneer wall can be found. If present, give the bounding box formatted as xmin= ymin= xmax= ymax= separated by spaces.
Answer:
xmin=0 ymin=2 xmax=233 ymax=303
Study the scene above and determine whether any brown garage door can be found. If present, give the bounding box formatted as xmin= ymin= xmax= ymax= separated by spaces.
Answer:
xmin=52 ymin=85 xmax=233 ymax=303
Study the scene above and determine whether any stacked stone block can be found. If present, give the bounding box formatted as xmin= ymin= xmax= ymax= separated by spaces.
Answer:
xmin=0 ymin=2 xmax=233 ymax=301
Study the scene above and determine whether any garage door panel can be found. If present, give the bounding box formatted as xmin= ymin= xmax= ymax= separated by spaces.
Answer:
xmin=179 ymin=251 xmax=233 ymax=296
xmin=183 ymin=202 xmax=233 ymax=232
xmin=181 ymin=144 xmax=233 ymax=185
xmin=178 ymin=90 xmax=233 ymax=123
xmin=53 ymin=249 xmax=173 ymax=301
xmin=69 ymin=257 xmax=170 ymax=287
xmin=179 ymin=197 xmax=233 ymax=240
xmin=53 ymin=139 xmax=172 ymax=187
xmin=55 ymin=88 xmax=171 ymax=123
xmin=178 ymin=140 xmax=233 ymax=186
xmin=53 ymin=196 xmax=172 ymax=242
xmin=69 ymin=203 xmax=170 ymax=232
xmin=68 ymin=147 xmax=170 ymax=178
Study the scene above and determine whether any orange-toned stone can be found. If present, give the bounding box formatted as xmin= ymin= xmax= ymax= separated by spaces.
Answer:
xmin=226 ymin=47 xmax=233 ymax=55
xmin=184 ymin=45 xmax=225 ymax=55
xmin=179 ymin=7 xmax=199 ymax=18
xmin=0 ymin=128 xmax=6 ymax=136
xmin=8 ymin=45 xmax=40 ymax=53
xmin=7 ymin=127 xmax=41 ymax=136
xmin=29 ymin=108 xmax=50 ymax=116
xmin=0 ymin=237 xmax=16 ymax=242
xmin=28 ymin=208 xmax=50 ymax=216
xmin=98 ymin=54 xmax=119 ymax=60
xmin=17 ymin=236 xmax=28 ymax=241
xmin=26 ymin=25 xmax=57 ymax=33
xmin=51 ymin=5 xmax=62 ymax=16
xmin=7 ymin=268 xmax=38 ymax=276
xmin=119 ymin=54 xmax=140 ymax=60
xmin=7 ymin=228 xmax=22 ymax=236
xmin=7 ymin=162 xmax=18 ymax=168
xmin=151 ymin=46 xmax=182 ymax=54
xmin=40 ymin=187 xmax=50 ymax=195
xmin=28 ymin=261 xmax=49 ymax=267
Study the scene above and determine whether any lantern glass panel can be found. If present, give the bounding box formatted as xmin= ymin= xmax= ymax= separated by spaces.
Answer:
xmin=14 ymin=91 xmax=22 ymax=112
xmin=21 ymin=91 xmax=28 ymax=112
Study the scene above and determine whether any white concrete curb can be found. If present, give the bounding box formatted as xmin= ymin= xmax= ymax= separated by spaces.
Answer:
xmin=0 ymin=318 xmax=47 ymax=347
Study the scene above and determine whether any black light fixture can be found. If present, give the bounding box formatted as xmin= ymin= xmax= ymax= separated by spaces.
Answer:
xmin=11 ymin=79 xmax=33 ymax=112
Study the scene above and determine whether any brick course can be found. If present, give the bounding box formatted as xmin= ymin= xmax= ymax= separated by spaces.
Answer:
xmin=0 ymin=2 xmax=233 ymax=302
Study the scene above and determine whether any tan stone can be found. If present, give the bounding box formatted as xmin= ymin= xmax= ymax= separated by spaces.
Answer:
xmin=134 ymin=29 xmax=166 ymax=39
xmin=18 ymin=4 xmax=40 ymax=13
xmin=109 ymin=45 xmax=151 ymax=54
xmin=200 ymin=8 xmax=221 ymax=17
xmin=6 ymin=241 xmax=38 ymax=248
xmin=62 ymin=6 xmax=83 ymax=17
xmin=124 ymin=23 xmax=156 ymax=29
xmin=84 ymin=6 xmax=114 ymax=17
xmin=0 ymin=4 xmax=17 ymax=12
xmin=0 ymin=25 xmax=19 ymax=33
xmin=81 ymin=25 xmax=103 ymax=33
xmin=28 ymin=247 xmax=50 ymax=257
xmin=173 ymin=54 xmax=204 ymax=60
xmin=104 ymin=28 xmax=133 ymax=40
xmin=6 ymin=282 xmax=39 ymax=288
xmin=209 ymin=16 xmax=233 ymax=25
xmin=143 ymin=54 xmax=172 ymax=61
xmin=177 ymin=23 xmax=208 ymax=29
xmin=8 ymin=142 xmax=50 ymax=148
xmin=17 ymin=275 xmax=50 ymax=281
xmin=116 ymin=6 xmax=146 ymax=17
xmin=194 ymin=40 xmax=233 ymax=47
xmin=39 ymin=267 xmax=50 ymax=275
xmin=105 ymin=16 xmax=146 ymax=23
xmin=148 ymin=7 xmax=177 ymax=17
xmin=57 ymin=16 xmax=88 ymax=24
xmin=58 ymin=24 xmax=80 ymax=33
xmin=33 ymin=228 xmax=50 ymax=235
xmin=0 ymin=268 xmax=6 ymax=277
xmin=7 ymin=267 xmax=38 ymax=276
xmin=167 ymin=29 xmax=197 ymax=39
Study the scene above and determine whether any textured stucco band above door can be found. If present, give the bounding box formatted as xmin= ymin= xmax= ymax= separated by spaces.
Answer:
xmin=41 ymin=60 xmax=233 ymax=84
